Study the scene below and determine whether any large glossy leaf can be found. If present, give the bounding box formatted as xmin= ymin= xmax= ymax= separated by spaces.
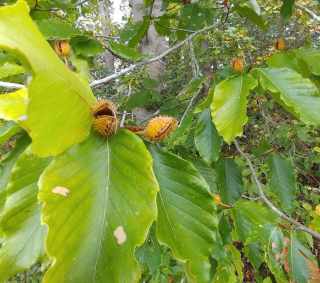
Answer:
xmin=233 ymin=6 xmax=267 ymax=31
xmin=293 ymin=48 xmax=320 ymax=75
xmin=0 ymin=1 xmax=97 ymax=157
xmin=194 ymin=108 xmax=222 ymax=164
xmin=0 ymin=148 xmax=52 ymax=282
xmin=148 ymin=145 xmax=218 ymax=283
xmin=253 ymin=67 xmax=320 ymax=125
xmin=73 ymin=39 xmax=105 ymax=57
xmin=266 ymin=51 xmax=299 ymax=73
xmin=215 ymin=158 xmax=243 ymax=206
xmin=38 ymin=130 xmax=158 ymax=282
xmin=0 ymin=121 xmax=21 ymax=144
xmin=177 ymin=147 xmax=217 ymax=194
xmin=180 ymin=4 xmax=211 ymax=31
xmin=211 ymin=74 xmax=258 ymax=144
xmin=266 ymin=153 xmax=296 ymax=215
xmin=0 ymin=88 xmax=28 ymax=121
xmin=0 ymin=133 xmax=31 ymax=220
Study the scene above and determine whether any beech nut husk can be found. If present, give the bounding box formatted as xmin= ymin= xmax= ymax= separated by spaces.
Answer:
xmin=145 ymin=116 xmax=178 ymax=142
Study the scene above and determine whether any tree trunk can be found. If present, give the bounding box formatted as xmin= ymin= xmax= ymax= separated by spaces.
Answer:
xmin=99 ymin=0 xmax=115 ymax=71
xmin=129 ymin=0 xmax=169 ymax=123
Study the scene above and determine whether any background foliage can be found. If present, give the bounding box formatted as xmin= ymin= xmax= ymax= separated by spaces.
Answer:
xmin=0 ymin=0 xmax=320 ymax=282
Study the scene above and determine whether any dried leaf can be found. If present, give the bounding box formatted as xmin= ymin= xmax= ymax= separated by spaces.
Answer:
xmin=298 ymin=249 xmax=320 ymax=283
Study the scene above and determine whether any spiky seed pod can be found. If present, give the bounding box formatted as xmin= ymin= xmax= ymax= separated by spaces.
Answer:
xmin=211 ymin=194 xmax=222 ymax=205
xmin=54 ymin=40 xmax=71 ymax=57
xmin=231 ymin=58 xmax=244 ymax=72
xmin=93 ymin=99 xmax=117 ymax=118
xmin=93 ymin=100 xmax=118 ymax=136
xmin=94 ymin=115 xmax=119 ymax=136
xmin=273 ymin=39 xmax=285 ymax=51
xmin=145 ymin=116 xmax=178 ymax=142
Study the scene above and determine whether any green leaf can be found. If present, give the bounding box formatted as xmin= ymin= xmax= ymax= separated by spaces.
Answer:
xmin=0 ymin=88 xmax=28 ymax=121
xmin=73 ymin=39 xmax=105 ymax=57
xmin=293 ymin=48 xmax=320 ymax=76
xmin=233 ymin=6 xmax=267 ymax=31
xmin=0 ymin=1 xmax=98 ymax=157
xmin=166 ymin=112 xmax=193 ymax=148
xmin=266 ymin=153 xmax=297 ymax=215
xmin=0 ymin=62 xmax=24 ymax=79
xmin=194 ymin=87 xmax=214 ymax=113
xmin=266 ymin=51 xmax=300 ymax=73
xmin=180 ymin=4 xmax=207 ymax=31
xmin=254 ymin=67 xmax=320 ymax=125
xmin=0 ymin=133 xmax=31 ymax=218
xmin=195 ymin=108 xmax=222 ymax=164
xmin=124 ymin=89 xmax=156 ymax=110
xmin=179 ymin=77 xmax=206 ymax=100
xmin=35 ymin=19 xmax=84 ymax=39
xmin=211 ymin=74 xmax=258 ymax=145
xmin=229 ymin=243 xmax=244 ymax=282
xmin=148 ymin=145 xmax=218 ymax=283
xmin=215 ymin=158 xmax=244 ymax=206
xmin=120 ymin=15 xmax=151 ymax=47
xmin=280 ymin=0 xmax=295 ymax=21
xmin=177 ymin=147 xmax=217 ymax=194
xmin=287 ymin=233 xmax=316 ymax=283
xmin=0 ymin=148 xmax=52 ymax=282
xmin=108 ymin=41 xmax=143 ymax=62
xmin=246 ymin=223 xmax=288 ymax=282
xmin=310 ymin=210 xmax=320 ymax=233
xmin=0 ymin=121 xmax=21 ymax=144
xmin=143 ymin=78 xmax=160 ymax=89
xmin=252 ymin=139 xmax=271 ymax=156
xmin=68 ymin=51 xmax=94 ymax=82
xmin=38 ymin=130 xmax=158 ymax=282
xmin=135 ymin=223 xmax=164 ymax=278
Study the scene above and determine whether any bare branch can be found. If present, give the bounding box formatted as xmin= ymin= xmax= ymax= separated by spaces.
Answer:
xmin=179 ymin=87 xmax=201 ymax=126
xmin=95 ymin=35 xmax=120 ymax=40
xmin=120 ymin=84 xmax=132 ymax=127
xmin=233 ymin=139 xmax=320 ymax=240
xmin=0 ymin=81 xmax=25 ymax=90
xmin=294 ymin=2 xmax=320 ymax=23
xmin=250 ymin=0 xmax=261 ymax=15
xmin=89 ymin=21 xmax=221 ymax=87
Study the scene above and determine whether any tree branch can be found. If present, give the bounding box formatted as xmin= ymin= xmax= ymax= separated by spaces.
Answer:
xmin=294 ymin=2 xmax=320 ymax=23
xmin=233 ymin=139 xmax=320 ymax=240
xmin=89 ymin=21 xmax=221 ymax=87
xmin=0 ymin=81 xmax=25 ymax=90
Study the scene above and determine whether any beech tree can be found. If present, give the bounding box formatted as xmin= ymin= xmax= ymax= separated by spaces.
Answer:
xmin=0 ymin=0 xmax=320 ymax=282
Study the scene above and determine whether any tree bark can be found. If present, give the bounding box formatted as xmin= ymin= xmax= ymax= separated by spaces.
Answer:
xmin=99 ymin=0 xmax=115 ymax=71
xmin=129 ymin=0 xmax=169 ymax=123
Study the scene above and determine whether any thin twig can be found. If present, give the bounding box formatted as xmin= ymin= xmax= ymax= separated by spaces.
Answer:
xmin=95 ymin=35 xmax=120 ymax=40
xmin=179 ymin=87 xmax=201 ymax=126
xmin=154 ymin=20 xmax=196 ymax=33
xmin=89 ymin=21 xmax=222 ymax=87
xmin=294 ymin=2 xmax=320 ymax=23
xmin=120 ymin=84 xmax=132 ymax=127
xmin=233 ymin=139 xmax=320 ymax=240
xmin=0 ymin=81 xmax=25 ymax=89
xmin=138 ymin=110 xmax=160 ymax=125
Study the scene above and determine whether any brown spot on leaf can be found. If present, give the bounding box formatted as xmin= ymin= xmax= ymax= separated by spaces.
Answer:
xmin=52 ymin=186 xmax=70 ymax=196
xmin=114 ymin=226 xmax=126 ymax=246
